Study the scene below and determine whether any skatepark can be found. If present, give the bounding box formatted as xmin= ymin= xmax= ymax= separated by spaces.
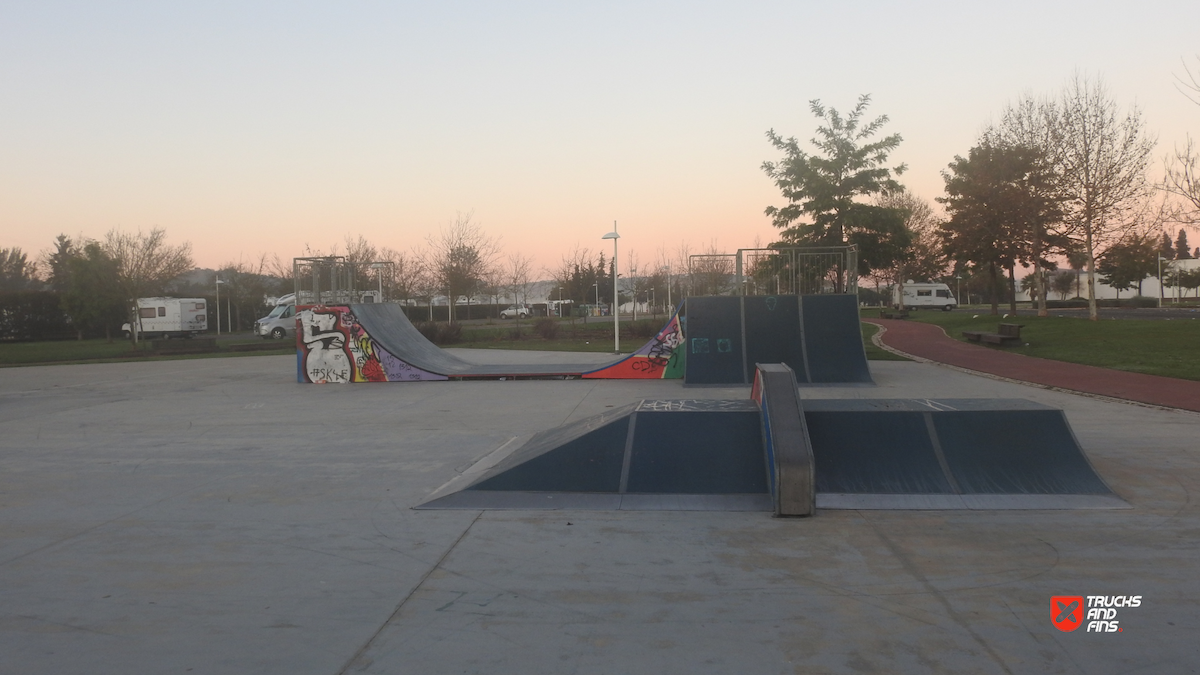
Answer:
xmin=3 ymin=317 xmax=1200 ymax=673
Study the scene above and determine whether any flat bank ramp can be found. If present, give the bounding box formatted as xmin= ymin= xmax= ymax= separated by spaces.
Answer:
xmin=417 ymin=399 xmax=772 ymax=511
xmin=805 ymin=399 xmax=1126 ymax=510
xmin=417 ymin=393 xmax=1124 ymax=512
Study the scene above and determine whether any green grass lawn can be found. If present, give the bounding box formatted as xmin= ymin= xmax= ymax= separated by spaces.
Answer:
xmin=864 ymin=307 xmax=1200 ymax=381
xmin=0 ymin=335 xmax=293 ymax=367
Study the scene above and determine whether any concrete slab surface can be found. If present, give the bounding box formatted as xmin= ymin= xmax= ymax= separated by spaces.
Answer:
xmin=2 ymin=352 xmax=1199 ymax=674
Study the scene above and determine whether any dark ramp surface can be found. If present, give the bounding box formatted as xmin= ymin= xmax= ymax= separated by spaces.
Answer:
xmin=805 ymin=399 xmax=1124 ymax=510
xmin=470 ymin=405 xmax=633 ymax=493
xmin=682 ymin=294 xmax=871 ymax=385
xmin=807 ymin=411 xmax=954 ymax=494
xmin=418 ymin=396 xmax=1124 ymax=512
xmin=801 ymin=294 xmax=872 ymax=383
xmin=934 ymin=410 xmax=1112 ymax=494
xmin=626 ymin=409 xmax=766 ymax=494
xmin=418 ymin=400 xmax=772 ymax=511
xmin=743 ymin=296 xmax=807 ymax=383
xmin=683 ymin=297 xmax=745 ymax=385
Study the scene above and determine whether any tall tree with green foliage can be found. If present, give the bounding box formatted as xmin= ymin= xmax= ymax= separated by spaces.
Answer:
xmin=1097 ymin=232 xmax=1158 ymax=297
xmin=0 ymin=248 xmax=38 ymax=291
xmin=939 ymin=143 xmax=1062 ymax=315
xmin=61 ymin=242 xmax=127 ymax=341
xmin=45 ymin=235 xmax=78 ymax=292
xmin=1175 ymin=228 xmax=1192 ymax=259
xmin=762 ymin=95 xmax=909 ymax=288
xmin=1159 ymin=231 xmax=1176 ymax=260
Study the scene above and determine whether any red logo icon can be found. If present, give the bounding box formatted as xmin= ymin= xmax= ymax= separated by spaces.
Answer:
xmin=1051 ymin=596 xmax=1084 ymax=632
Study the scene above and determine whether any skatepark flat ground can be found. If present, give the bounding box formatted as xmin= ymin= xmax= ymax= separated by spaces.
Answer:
xmin=2 ymin=352 xmax=1199 ymax=674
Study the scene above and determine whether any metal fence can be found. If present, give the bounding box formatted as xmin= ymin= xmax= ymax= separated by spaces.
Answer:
xmin=293 ymin=256 xmax=394 ymax=305
xmin=688 ymin=246 xmax=857 ymax=296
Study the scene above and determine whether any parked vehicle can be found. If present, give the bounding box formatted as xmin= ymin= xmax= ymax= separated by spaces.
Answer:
xmin=500 ymin=304 xmax=531 ymax=319
xmin=893 ymin=283 xmax=957 ymax=311
xmin=122 ymin=298 xmax=208 ymax=339
xmin=254 ymin=302 xmax=297 ymax=339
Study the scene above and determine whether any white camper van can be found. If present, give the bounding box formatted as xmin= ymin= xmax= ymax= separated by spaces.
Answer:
xmin=893 ymin=283 xmax=957 ymax=311
xmin=122 ymin=298 xmax=209 ymax=338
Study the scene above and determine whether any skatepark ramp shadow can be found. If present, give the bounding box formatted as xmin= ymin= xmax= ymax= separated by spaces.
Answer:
xmin=417 ymin=364 xmax=1127 ymax=513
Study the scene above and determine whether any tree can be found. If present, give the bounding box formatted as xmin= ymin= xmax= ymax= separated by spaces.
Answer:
xmin=985 ymin=98 xmax=1072 ymax=316
xmin=1097 ymin=231 xmax=1158 ymax=297
xmin=1163 ymin=57 xmax=1200 ymax=224
xmin=44 ymin=235 xmax=79 ymax=293
xmin=874 ymin=190 xmax=945 ymax=309
xmin=0 ymin=248 xmax=38 ymax=291
xmin=426 ymin=213 xmax=498 ymax=323
xmin=379 ymin=246 xmax=426 ymax=307
xmin=1051 ymin=270 xmax=1076 ymax=300
xmin=1175 ymin=228 xmax=1192 ymax=259
xmin=216 ymin=257 xmax=274 ymax=332
xmin=102 ymin=228 xmax=194 ymax=343
xmin=1159 ymin=231 xmax=1176 ymax=260
xmin=939 ymin=143 xmax=1061 ymax=315
xmin=1056 ymin=73 xmax=1156 ymax=320
xmin=61 ymin=242 xmax=126 ymax=340
xmin=763 ymin=95 xmax=909 ymax=285
xmin=503 ymin=253 xmax=534 ymax=326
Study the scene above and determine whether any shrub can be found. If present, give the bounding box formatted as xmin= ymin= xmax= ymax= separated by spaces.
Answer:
xmin=533 ymin=318 xmax=559 ymax=340
xmin=625 ymin=319 xmax=660 ymax=339
xmin=415 ymin=321 xmax=462 ymax=345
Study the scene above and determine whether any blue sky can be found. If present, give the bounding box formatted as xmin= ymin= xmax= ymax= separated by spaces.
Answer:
xmin=2 ymin=1 xmax=1197 ymax=272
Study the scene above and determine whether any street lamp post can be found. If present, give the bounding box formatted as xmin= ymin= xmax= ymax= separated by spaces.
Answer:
xmin=955 ymin=275 xmax=962 ymax=308
xmin=602 ymin=222 xmax=620 ymax=353
xmin=215 ymin=278 xmax=225 ymax=335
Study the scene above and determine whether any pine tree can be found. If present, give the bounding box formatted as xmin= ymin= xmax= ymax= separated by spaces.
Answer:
xmin=1175 ymin=229 xmax=1192 ymax=259
xmin=1160 ymin=232 xmax=1175 ymax=260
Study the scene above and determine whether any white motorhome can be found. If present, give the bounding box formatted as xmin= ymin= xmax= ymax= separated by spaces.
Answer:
xmin=122 ymin=298 xmax=209 ymax=338
xmin=893 ymin=283 xmax=957 ymax=311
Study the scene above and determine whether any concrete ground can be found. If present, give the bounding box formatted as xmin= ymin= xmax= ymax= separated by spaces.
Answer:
xmin=1 ymin=353 xmax=1198 ymax=674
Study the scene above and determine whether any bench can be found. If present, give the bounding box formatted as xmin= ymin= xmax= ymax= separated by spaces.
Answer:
xmin=963 ymin=323 xmax=1024 ymax=346
xmin=879 ymin=310 xmax=910 ymax=320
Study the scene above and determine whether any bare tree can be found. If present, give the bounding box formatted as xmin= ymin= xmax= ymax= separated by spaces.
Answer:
xmin=688 ymin=242 xmax=735 ymax=296
xmin=1163 ymin=56 xmax=1200 ymax=224
xmin=102 ymin=228 xmax=193 ymax=343
xmin=378 ymin=246 xmax=426 ymax=307
xmin=426 ymin=212 xmax=499 ymax=323
xmin=875 ymin=189 xmax=945 ymax=309
xmin=1056 ymin=73 xmax=1156 ymax=320
xmin=504 ymin=253 xmax=534 ymax=325
xmin=216 ymin=255 xmax=274 ymax=331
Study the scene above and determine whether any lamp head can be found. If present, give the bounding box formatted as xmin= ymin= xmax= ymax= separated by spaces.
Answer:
xmin=602 ymin=232 xmax=620 ymax=240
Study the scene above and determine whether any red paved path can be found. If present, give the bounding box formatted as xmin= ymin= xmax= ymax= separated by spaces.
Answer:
xmin=865 ymin=319 xmax=1200 ymax=413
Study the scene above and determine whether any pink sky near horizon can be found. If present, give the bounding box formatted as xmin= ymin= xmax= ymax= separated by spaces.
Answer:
xmin=3 ymin=2 xmax=1198 ymax=276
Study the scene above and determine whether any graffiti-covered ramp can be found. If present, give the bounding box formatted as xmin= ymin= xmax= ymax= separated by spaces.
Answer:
xmin=297 ymin=303 xmax=683 ymax=382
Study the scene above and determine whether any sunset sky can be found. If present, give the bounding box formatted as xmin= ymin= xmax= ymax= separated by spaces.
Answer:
xmin=2 ymin=1 xmax=1198 ymax=276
